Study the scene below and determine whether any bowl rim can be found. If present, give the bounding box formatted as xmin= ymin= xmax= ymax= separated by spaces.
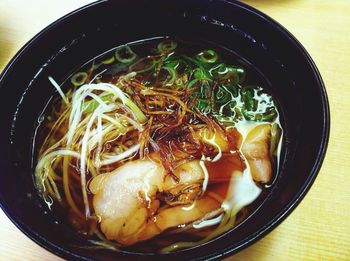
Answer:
xmin=0 ymin=0 xmax=330 ymax=260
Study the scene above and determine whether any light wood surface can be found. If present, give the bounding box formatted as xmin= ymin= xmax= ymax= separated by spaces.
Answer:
xmin=0 ymin=0 xmax=349 ymax=260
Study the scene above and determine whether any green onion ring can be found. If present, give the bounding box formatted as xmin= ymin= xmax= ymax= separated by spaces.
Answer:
xmin=196 ymin=50 xmax=218 ymax=63
xmin=115 ymin=46 xmax=137 ymax=63
xmin=70 ymin=72 xmax=88 ymax=87
xmin=157 ymin=40 xmax=177 ymax=53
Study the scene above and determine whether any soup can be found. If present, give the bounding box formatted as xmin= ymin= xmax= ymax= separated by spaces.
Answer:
xmin=34 ymin=38 xmax=283 ymax=252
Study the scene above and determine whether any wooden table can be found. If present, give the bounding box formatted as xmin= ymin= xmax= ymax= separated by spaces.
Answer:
xmin=1 ymin=1 xmax=349 ymax=260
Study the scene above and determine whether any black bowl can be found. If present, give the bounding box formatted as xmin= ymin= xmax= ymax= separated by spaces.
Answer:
xmin=0 ymin=0 xmax=329 ymax=260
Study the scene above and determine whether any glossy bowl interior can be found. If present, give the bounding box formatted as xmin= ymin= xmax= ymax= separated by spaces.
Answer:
xmin=0 ymin=0 xmax=329 ymax=260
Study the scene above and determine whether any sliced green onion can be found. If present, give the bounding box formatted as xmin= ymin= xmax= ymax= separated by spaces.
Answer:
xmin=224 ymin=83 xmax=239 ymax=97
xmin=241 ymin=108 xmax=254 ymax=121
xmin=83 ymin=94 xmax=113 ymax=113
xmin=241 ymin=88 xmax=255 ymax=111
xmin=196 ymin=50 xmax=218 ymax=64
xmin=228 ymin=100 xmax=237 ymax=110
xmin=210 ymin=63 xmax=245 ymax=84
xmin=239 ymin=86 xmax=278 ymax=122
xmin=215 ymin=85 xmax=232 ymax=106
xmin=215 ymin=115 xmax=232 ymax=123
xmin=196 ymin=99 xmax=211 ymax=113
xmin=198 ymin=82 xmax=211 ymax=99
xmin=187 ymin=79 xmax=200 ymax=89
xmin=70 ymin=72 xmax=88 ymax=87
xmin=115 ymin=46 xmax=137 ymax=63
xmin=242 ymin=106 xmax=277 ymax=122
xmin=129 ymin=57 xmax=155 ymax=73
xmin=216 ymin=100 xmax=238 ymax=118
xmin=224 ymin=67 xmax=245 ymax=84
xmin=157 ymin=40 xmax=177 ymax=53
xmin=209 ymin=63 xmax=226 ymax=77
xmin=182 ymin=55 xmax=200 ymax=65
xmin=216 ymin=107 xmax=243 ymax=124
xmin=102 ymin=56 xmax=115 ymax=65
xmin=261 ymin=107 xmax=277 ymax=121
xmin=160 ymin=67 xmax=177 ymax=86
xmin=125 ymin=96 xmax=147 ymax=124
xmin=164 ymin=60 xmax=180 ymax=69
xmin=194 ymin=67 xmax=211 ymax=81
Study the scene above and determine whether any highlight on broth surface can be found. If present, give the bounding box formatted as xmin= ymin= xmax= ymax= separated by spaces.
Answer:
xmin=34 ymin=38 xmax=283 ymax=252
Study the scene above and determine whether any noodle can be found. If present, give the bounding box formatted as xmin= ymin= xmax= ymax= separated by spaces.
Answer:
xmin=34 ymin=38 xmax=283 ymax=253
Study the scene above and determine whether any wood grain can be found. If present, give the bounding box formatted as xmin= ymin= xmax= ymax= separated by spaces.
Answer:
xmin=1 ymin=0 xmax=349 ymax=260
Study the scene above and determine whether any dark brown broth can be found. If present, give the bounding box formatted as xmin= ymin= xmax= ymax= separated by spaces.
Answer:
xmin=35 ymin=37 xmax=280 ymax=253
